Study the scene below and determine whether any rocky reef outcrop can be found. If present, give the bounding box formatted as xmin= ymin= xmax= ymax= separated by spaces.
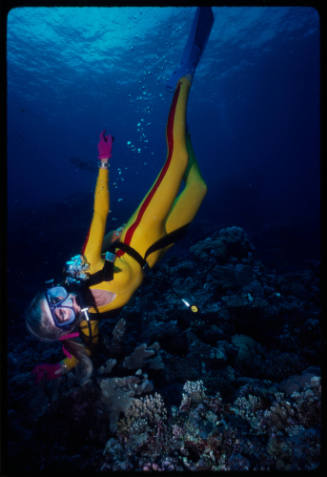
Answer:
xmin=7 ymin=226 xmax=321 ymax=471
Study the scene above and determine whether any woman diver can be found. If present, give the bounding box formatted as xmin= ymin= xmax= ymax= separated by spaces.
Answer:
xmin=25 ymin=7 xmax=214 ymax=384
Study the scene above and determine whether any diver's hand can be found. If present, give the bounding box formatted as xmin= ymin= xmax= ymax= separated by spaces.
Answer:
xmin=111 ymin=225 xmax=124 ymax=242
xmin=32 ymin=363 xmax=63 ymax=383
xmin=98 ymin=130 xmax=113 ymax=161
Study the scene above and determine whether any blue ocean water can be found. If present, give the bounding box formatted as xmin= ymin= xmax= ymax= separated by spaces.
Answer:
xmin=7 ymin=6 xmax=320 ymax=319
xmin=5 ymin=8 xmax=322 ymax=472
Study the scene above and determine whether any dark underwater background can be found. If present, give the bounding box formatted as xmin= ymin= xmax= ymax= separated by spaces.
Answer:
xmin=6 ymin=6 xmax=321 ymax=472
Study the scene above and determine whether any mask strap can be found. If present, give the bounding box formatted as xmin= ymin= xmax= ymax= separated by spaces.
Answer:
xmin=58 ymin=331 xmax=80 ymax=341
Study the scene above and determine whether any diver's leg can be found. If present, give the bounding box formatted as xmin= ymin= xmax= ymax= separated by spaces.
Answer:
xmin=165 ymin=131 xmax=207 ymax=234
xmin=117 ymin=7 xmax=214 ymax=266
xmin=118 ymin=76 xmax=191 ymax=263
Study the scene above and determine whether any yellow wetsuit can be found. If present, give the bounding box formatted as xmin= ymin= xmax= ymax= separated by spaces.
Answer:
xmin=62 ymin=76 xmax=207 ymax=372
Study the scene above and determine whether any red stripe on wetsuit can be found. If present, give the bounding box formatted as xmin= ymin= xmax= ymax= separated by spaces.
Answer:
xmin=116 ymin=81 xmax=182 ymax=258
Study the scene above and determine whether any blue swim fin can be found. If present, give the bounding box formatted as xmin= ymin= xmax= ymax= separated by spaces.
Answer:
xmin=167 ymin=7 xmax=214 ymax=90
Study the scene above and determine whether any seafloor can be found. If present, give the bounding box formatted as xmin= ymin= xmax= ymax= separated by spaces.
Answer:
xmin=7 ymin=225 xmax=321 ymax=472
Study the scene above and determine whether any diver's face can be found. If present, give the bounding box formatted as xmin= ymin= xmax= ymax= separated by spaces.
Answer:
xmin=53 ymin=304 xmax=74 ymax=324
xmin=52 ymin=294 xmax=81 ymax=321
xmin=44 ymin=292 xmax=81 ymax=329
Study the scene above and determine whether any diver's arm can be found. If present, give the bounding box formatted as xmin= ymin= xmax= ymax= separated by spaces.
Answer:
xmin=101 ymin=229 xmax=115 ymax=252
xmin=101 ymin=225 xmax=124 ymax=252
xmin=60 ymin=353 xmax=80 ymax=373
xmin=82 ymin=131 xmax=113 ymax=268
xmin=60 ymin=319 xmax=99 ymax=374
xmin=33 ymin=349 xmax=87 ymax=379
xmin=32 ymin=321 xmax=98 ymax=382
xmin=32 ymin=362 xmax=65 ymax=382
xmin=32 ymin=355 xmax=83 ymax=382
xmin=82 ymin=166 xmax=109 ymax=266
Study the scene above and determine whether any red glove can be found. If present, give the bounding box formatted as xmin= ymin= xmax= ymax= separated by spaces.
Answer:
xmin=98 ymin=130 xmax=113 ymax=160
xmin=32 ymin=363 xmax=62 ymax=384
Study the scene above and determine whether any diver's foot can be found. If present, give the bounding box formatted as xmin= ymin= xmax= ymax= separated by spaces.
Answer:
xmin=167 ymin=7 xmax=214 ymax=90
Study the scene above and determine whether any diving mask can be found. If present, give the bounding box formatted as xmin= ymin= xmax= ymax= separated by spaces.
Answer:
xmin=45 ymin=286 xmax=77 ymax=329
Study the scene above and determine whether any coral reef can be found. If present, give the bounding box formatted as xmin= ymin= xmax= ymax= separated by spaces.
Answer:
xmin=7 ymin=226 xmax=321 ymax=472
xmin=100 ymin=374 xmax=154 ymax=432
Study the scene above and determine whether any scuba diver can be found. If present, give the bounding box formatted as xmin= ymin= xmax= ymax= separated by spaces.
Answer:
xmin=25 ymin=7 xmax=214 ymax=384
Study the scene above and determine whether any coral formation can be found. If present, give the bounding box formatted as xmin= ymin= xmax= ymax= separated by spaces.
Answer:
xmin=7 ymin=226 xmax=321 ymax=472
xmin=100 ymin=374 xmax=154 ymax=432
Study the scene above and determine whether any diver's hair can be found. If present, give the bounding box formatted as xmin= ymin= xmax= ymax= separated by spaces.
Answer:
xmin=25 ymin=292 xmax=75 ymax=342
xmin=25 ymin=292 xmax=93 ymax=383
xmin=63 ymin=339 xmax=93 ymax=385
